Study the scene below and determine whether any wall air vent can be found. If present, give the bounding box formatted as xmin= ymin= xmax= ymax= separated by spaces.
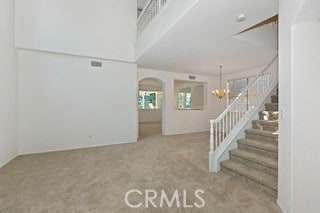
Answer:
xmin=189 ymin=76 xmax=196 ymax=80
xmin=91 ymin=61 xmax=102 ymax=67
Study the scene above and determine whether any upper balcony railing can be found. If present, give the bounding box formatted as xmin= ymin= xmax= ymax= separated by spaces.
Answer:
xmin=137 ymin=0 xmax=170 ymax=37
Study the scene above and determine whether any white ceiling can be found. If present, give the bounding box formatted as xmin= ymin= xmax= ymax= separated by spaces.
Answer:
xmin=137 ymin=0 xmax=148 ymax=9
xmin=136 ymin=0 xmax=278 ymax=76
xmin=234 ymin=22 xmax=278 ymax=49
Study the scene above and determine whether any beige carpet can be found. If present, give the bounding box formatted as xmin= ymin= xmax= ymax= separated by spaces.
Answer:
xmin=0 ymin=122 xmax=280 ymax=212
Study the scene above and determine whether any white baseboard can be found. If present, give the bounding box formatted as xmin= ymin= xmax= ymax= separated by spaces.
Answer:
xmin=19 ymin=140 xmax=137 ymax=156
xmin=0 ymin=154 xmax=18 ymax=169
xmin=277 ymin=199 xmax=287 ymax=213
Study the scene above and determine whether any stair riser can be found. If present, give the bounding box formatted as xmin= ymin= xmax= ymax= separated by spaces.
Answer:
xmin=230 ymin=155 xmax=278 ymax=177
xmin=238 ymin=143 xmax=278 ymax=159
xmin=252 ymin=122 xmax=278 ymax=132
xmin=271 ymin=96 xmax=278 ymax=103
xmin=265 ymin=104 xmax=278 ymax=111
xmin=265 ymin=103 xmax=279 ymax=111
xmin=246 ymin=133 xmax=278 ymax=144
xmin=259 ymin=112 xmax=278 ymax=121
xmin=221 ymin=166 xmax=277 ymax=199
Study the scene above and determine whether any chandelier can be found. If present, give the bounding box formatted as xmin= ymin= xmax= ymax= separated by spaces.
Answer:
xmin=212 ymin=65 xmax=229 ymax=99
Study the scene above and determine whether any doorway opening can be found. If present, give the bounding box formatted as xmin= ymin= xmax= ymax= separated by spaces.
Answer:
xmin=138 ymin=78 xmax=164 ymax=139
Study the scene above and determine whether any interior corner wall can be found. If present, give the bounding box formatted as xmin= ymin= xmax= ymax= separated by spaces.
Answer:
xmin=18 ymin=50 xmax=138 ymax=154
xmin=138 ymin=67 xmax=263 ymax=135
xmin=138 ymin=68 xmax=215 ymax=135
xmin=278 ymin=0 xmax=307 ymax=212
xmin=0 ymin=0 xmax=18 ymax=168
xmin=14 ymin=0 xmax=137 ymax=62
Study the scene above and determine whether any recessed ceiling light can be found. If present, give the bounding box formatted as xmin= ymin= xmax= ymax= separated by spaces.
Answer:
xmin=237 ymin=14 xmax=246 ymax=22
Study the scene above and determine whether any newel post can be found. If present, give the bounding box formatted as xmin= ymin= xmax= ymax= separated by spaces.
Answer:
xmin=209 ymin=120 xmax=217 ymax=172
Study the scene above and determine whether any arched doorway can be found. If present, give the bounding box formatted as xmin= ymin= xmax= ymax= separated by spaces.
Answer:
xmin=138 ymin=78 xmax=164 ymax=139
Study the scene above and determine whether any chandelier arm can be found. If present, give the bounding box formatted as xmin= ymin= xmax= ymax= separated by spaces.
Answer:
xmin=219 ymin=66 xmax=222 ymax=89
xmin=212 ymin=65 xmax=228 ymax=99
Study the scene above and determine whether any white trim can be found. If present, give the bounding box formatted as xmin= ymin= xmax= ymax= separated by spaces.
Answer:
xmin=277 ymin=199 xmax=287 ymax=213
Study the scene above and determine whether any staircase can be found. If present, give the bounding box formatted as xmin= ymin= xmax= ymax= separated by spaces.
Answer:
xmin=220 ymin=93 xmax=278 ymax=198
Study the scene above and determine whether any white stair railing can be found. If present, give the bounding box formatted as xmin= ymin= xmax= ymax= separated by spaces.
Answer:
xmin=137 ymin=0 xmax=170 ymax=37
xmin=209 ymin=56 xmax=278 ymax=172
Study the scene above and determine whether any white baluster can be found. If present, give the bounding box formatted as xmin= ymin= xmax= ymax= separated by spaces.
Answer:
xmin=209 ymin=120 xmax=216 ymax=172
xmin=235 ymin=108 xmax=238 ymax=124
xmin=138 ymin=0 xmax=168 ymax=37
xmin=222 ymin=117 xmax=225 ymax=140
xmin=209 ymin=120 xmax=214 ymax=152
xmin=232 ymin=109 xmax=235 ymax=129
xmin=227 ymin=112 xmax=230 ymax=134
xmin=208 ymin=56 xmax=278 ymax=172
xmin=214 ymin=121 xmax=217 ymax=149
xmin=219 ymin=121 xmax=222 ymax=146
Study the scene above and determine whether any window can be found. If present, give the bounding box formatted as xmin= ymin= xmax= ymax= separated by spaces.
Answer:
xmin=227 ymin=75 xmax=272 ymax=107
xmin=227 ymin=77 xmax=254 ymax=105
xmin=139 ymin=91 xmax=163 ymax=109
xmin=178 ymin=89 xmax=192 ymax=109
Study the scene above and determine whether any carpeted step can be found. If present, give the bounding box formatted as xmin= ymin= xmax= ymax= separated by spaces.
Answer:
xmin=245 ymin=129 xmax=278 ymax=143
xmin=218 ymin=90 xmax=279 ymax=198
xmin=221 ymin=160 xmax=278 ymax=198
xmin=271 ymin=95 xmax=278 ymax=103
xmin=265 ymin=103 xmax=278 ymax=111
xmin=229 ymin=149 xmax=278 ymax=177
xmin=259 ymin=111 xmax=278 ymax=121
xmin=237 ymin=138 xmax=278 ymax=158
xmin=252 ymin=120 xmax=278 ymax=132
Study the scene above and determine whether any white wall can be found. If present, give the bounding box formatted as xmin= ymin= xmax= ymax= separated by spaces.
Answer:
xmin=139 ymin=69 xmax=213 ymax=135
xmin=0 ymin=0 xmax=18 ymax=168
xmin=138 ymin=67 xmax=263 ymax=135
xmin=15 ymin=0 xmax=139 ymax=155
xmin=291 ymin=21 xmax=320 ymax=213
xmin=278 ymin=0 xmax=306 ymax=212
xmin=15 ymin=0 xmax=136 ymax=62
xmin=139 ymin=109 xmax=162 ymax=123
xmin=223 ymin=66 xmax=264 ymax=81
xmin=279 ymin=0 xmax=320 ymax=212
xmin=18 ymin=50 xmax=137 ymax=154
